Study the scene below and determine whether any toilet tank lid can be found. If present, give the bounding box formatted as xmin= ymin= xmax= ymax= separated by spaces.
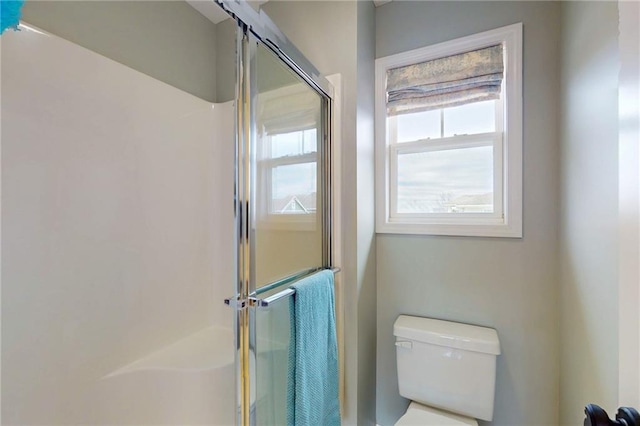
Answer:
xmin=394 ymin=315 xmax=501 ymax=355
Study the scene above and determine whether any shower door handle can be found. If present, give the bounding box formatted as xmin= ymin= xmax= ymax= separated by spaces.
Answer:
xmin=224 ymin=296 xmax=247 ymax=309
xmin=224 ymin=296 xmax=278 ymax=308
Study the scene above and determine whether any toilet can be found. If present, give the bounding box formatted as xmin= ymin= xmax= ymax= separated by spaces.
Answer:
xmin=393 ymin=315 xmax=501 ymax=425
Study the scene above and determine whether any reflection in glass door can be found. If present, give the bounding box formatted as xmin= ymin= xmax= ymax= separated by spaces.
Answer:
xmin=254 ymin=42 xmax=325 ymax=288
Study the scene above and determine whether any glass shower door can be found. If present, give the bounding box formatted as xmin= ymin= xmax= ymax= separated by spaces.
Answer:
xmin=235 ymin=31 xmax=331 ymax=425
xmin=253 ymin=298 xmax=292 ymax=425
xmin=253 ymin=41 xmax=325 ymax=288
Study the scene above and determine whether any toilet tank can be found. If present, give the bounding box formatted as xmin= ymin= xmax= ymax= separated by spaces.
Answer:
xmin=394 ymin=316 xmax=501 ymax=421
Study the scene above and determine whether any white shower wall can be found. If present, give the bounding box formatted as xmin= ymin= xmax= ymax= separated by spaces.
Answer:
xmin=2 ymin=24 xmax=235 ymax=423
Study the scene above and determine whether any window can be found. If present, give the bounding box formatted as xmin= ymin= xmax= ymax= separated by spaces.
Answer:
xmin=256 ymin=82 xmax=321 ymax=230
xmin=375 ymin=23 xmax=522 ymax=237
xmin=266 ymin=128 xmax=317 ymax=216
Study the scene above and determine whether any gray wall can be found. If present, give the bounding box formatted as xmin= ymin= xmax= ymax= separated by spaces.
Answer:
xmin=617 ymin=0 xmax=640 ymax=407
xmin=375 ymin=2 xmax=561 ymax=425
xmin=559 ymin=2 xmax=620 ymax=424
xmin=261 ymin=2 xmax=377 ymax=424
xmin=216 ymin=18 xmax=237 ymax=103
xmin=356 ymin=1 xmax=377 ymax=425
xmin=21 ymin=1 xmax=219 ymax=102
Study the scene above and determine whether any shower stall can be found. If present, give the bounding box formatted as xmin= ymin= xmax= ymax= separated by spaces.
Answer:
xmin=1 ymin=1 xmax=338 ymax=425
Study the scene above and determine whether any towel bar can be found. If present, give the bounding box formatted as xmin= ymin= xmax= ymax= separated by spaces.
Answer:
xmin=252 ymin=267 xmax=340 ymax=307
xmin=224 ymin=267 xmax=340 ymax=308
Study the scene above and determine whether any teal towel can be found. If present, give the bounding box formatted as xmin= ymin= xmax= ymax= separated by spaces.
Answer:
xmin=1 ymin=0 xmax=25 ymax=34
xmin=287 ymin=270 xmax=341 ymax=426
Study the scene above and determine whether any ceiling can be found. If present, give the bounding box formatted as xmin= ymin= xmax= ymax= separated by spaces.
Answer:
xmin=187 ymin=0 xmax=393 ymax=25
xmin=186 ymin=1 xmax=268 ymax=24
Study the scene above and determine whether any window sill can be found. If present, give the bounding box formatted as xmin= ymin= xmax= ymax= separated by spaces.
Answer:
xmin=376 ymin=218 xmax=522 ymax=238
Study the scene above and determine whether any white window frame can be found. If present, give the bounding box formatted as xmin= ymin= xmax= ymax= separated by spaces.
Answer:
xmin=256 ymin=84 xmax=321 ymax=231
xmin=375 ymin=23 xmax=523 ymax=238
xmin=390 ymin=133 xmax=503 ymax=220
xmin=262 ymin=130 xmax=318 ymax=213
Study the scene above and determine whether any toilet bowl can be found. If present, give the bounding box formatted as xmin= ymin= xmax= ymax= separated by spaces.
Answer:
xmin=393 ymin=315 xmax=501 ymax=426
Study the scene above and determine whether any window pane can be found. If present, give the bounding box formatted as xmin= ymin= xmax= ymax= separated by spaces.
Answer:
xmin=271 ymin=129 xmax=317 ymax=158
xmin=303 ymin=128 xmax=317 ymax=153
xmin=397 ymin=146 xmax=493 ymax=214
xmin=395 ymin=110 xmax=441 ymax=142
xmin=443 ymin=100 xmax=496 ymax=137
xmin=271 ymin=163 xmax=317 ymax=214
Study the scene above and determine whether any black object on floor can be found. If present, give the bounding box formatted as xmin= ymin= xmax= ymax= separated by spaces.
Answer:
xmin=584 ymin=404 xmax=640 ymax=426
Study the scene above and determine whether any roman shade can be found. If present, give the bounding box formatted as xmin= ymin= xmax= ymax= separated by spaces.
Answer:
xmin=258 ymin=83 xmax=319 ymax=135
xmin=386 ymin=44 xmax=504 ymax=116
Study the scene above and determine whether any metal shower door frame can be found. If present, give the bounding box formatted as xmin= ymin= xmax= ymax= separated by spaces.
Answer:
xmin=216 ymin=2 xmax=334 ymax=425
